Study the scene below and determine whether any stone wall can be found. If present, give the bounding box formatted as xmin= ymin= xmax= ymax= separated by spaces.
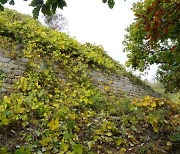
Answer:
xmin=90 ymin=70 xmax=160 ymax=99
xmin=0 ymin=48 xmax=160 ymax=99
xmin=0 ymin=48 xmax=27 ymax=97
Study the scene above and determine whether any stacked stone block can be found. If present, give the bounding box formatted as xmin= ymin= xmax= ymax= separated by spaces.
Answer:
xmin=0 ymin=49 xmax=27 ymax=97
xmin=90 ymin=70 xmax=160 ymax=99
xmin=0 ymin=47 xmax=160 ymax=99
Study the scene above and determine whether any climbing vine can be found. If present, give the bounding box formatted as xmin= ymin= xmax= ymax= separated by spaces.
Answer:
xmin=0 ymin=9 xmax=179 ymax=153
xmin=0 ymin=69 xmax=5 ymax=88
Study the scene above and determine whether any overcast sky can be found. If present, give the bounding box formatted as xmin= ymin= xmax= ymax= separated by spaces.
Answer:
xmin=5 ymin=0 xmax=157 ymax=82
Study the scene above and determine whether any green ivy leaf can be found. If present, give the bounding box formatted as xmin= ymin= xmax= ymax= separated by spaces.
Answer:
xmin=63 ymin=131 xmax=73 ymax=140
xmin=0 ymin=147 xmax=7 ymax=154
xmin=67 ymin=120 xmax=76 ymax=131
xmin=73 ymin=144 xmax=83 ymax=154
xmin=15 ymin=147 xmax=25 ymax=154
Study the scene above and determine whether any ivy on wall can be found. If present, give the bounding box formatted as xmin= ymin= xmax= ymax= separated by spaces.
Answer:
xmin=0 ymin=69 xmax=5 ymax=88
xmin=0 ymin=9 xmax=179 ymax=153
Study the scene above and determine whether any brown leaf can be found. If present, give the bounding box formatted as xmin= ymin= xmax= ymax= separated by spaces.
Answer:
xmin=154 ymin=16 xmax=160 ymax=24
xmin=170 ymin=46 xmax=176 ymax=52
xmin=152 ymin=0 xmax=160 ymax=8
xmin=147 ymin=6 xmax=153 ymax=13
xmin=146 ymin=34 xmax=151 ymax=40
xmin=163 ymin=26 xmax=168 ymax=34
xmin=155 ymin=10 xmax=159 ymax=16
xmin=145 ymin=21 xmax=150 ymax=31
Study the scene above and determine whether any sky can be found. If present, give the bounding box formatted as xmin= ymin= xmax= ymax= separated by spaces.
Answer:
xmin=5 ymin=0 xmax=157 ymax=82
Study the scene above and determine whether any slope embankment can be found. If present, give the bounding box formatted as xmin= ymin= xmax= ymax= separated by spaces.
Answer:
xmin=0 ymin=9 xmax=179 ymax=154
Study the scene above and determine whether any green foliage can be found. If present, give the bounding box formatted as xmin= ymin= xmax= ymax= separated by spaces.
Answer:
xmin=0 ymin=88 xmax=179 ymax=153
xmin=0 ymin=69 xmax=5 ymax=88
xmin=123 ymin=0 xmax=180 ymax=93
xmin=0 ymin=0 xmax=115 ymax=18
xmin=149 ymin=81 xmax=180 ymax=104
xmin=0 ymin=9 xmax=180 ymax=153
xmin=43 ymin=12 xmax=68 ymax=32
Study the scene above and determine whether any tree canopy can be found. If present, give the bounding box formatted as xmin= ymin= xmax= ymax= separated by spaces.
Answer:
xmin=123 ymin=0 xmax=180 ymax=93
xmin=43 ymin=12 xmax=68 ymax=32
xmin=0 ymin=0 xmax=115 ymax=18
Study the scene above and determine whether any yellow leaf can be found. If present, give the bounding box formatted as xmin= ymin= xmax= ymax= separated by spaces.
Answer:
xmin=16 ymin=98 xmax=22 ymax=104
xmin=20 ymin=77 xmax=27 ymax=92
xmin=1 ymin=116 xmax=10 ymax=125
xmin=132 ymin=99 xmax=138 ymax=104
xmin=40 ymin=137 xmax=50 ymax=146
xmin=153 ymin=127 xmax=158 ymax=132
xmin=106 ymin=132 xmax=112 ymax=136
xmin=166 ymin=141 xmax=172 ymax=146
xmin=14 ymin=107 xmax=25 ymax=114
xmin=44 ymin=113 xmax=48 ymax=117
xmin=60 ymin=143 xmax=69 ymax=152
xmin=0 ymin=105 xmax=6 ymax=112
xmin=116 ymin=138 xmax=123 ymax=146
xmin=31 ymin=104 xmax=39 ymax=109
xmin=87 ymin=141 xmax=94 ymax=149
xmin=35 ymin=81 xmax=41 ymax=88
xmin=48 ymin=118 xmax=59 ymax=130
xmin=104 ymin=86 xmax=109 ymax=91
xmin=94 ymin=129 xmax=101 ymax=135
xmin=48 ymin=94 xmax=53 ymax=98
xmin=120 ymin=148 xmax=127 ymax=154
xmin=141 ymin=101 xmax=148 ymax=106
xmin=159 ymin=102 xmax=164 ymax=106
xmin=53 ymin=103 xmax=59 ymax=108
xmin=144 ymin=96 xmax=150 ymax=101
xmin=3 ymin=96 xmax=11 ymax=104
xmin=69 ymin=113 xmax=76 ymax=120
xmin=151 ymin=101 xmax=156 ymax=108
